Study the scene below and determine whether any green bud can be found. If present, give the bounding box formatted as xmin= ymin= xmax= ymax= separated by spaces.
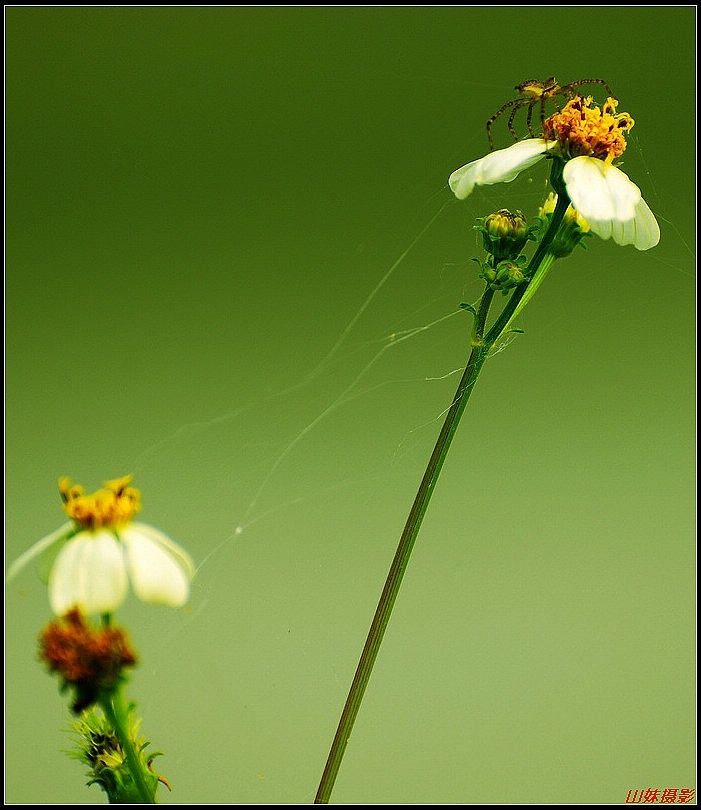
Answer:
xmin=474 ymin=209 xmax=538 ymax=262
xmin=494 ymin=260 xmax=526 ymax=291
xmin=476 ymin=256 xmax=527 ymax=294
xmin=539 ymin=193 xmax=592 ymax=258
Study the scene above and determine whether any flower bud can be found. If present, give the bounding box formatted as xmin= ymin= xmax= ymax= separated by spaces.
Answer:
xmin=474 ymin=209 xmax=537 ymax=262
xmin=476 ymin=256 xmax=527 ymax=294
xmin=494 ymin=260 xmax=526 ymax=290
xmin=539 ymin=192 xmax=591 ymax=257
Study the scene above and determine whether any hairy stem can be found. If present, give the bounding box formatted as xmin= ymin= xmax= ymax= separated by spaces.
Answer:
xmin=100 ymin=688 xmax=156 ymax=804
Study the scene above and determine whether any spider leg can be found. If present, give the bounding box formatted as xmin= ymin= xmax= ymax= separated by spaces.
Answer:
xmin=507 ymin=102 xmax=523 ymax=141
xmin=525 ymin=100 xmax=536 ymax=137
xmin=539 ymin=95 xmax=547 ymax=134
xmin=563 ymin=78 xmax=615 ymax=100
xmin=487 ymin=99 xmax=521 ymax=150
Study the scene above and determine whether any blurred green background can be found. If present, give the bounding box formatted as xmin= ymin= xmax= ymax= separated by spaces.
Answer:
xmin=5 ymin=7 xmax=695 ymax=805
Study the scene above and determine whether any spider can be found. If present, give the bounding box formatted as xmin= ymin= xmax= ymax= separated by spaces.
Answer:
xmin=486 ymin=77 xmax=615 ymax=150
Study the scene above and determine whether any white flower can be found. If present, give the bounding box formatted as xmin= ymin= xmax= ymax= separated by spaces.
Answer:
xmin=46 ymin=522 xmax=194 ymax=615
xmin=6 ymin=476 xmax=195 ymax=615
xmin=449 ymin=139 xmax=659 ymax=251
xmin=449 ymin=74 xmax=662 ymax=256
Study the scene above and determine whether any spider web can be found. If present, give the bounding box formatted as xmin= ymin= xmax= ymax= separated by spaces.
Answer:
xmin=118 ymin=126 xmax=690 ymax=804
xmin=131 ymin=194 xmax=469 ymax=581
xmin=120 ymin=160 xmax=562 ymax=797
xmin=128 ymin=165 xmax=555 ymax=592
xmin=11 ymin=130 xmax=689 ymax=805
xmin=117 ymin=191 xmax=483 ymax=801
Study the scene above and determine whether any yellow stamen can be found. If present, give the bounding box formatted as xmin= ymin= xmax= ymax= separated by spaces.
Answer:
xmin=60 ymin=475 xmax=141 ymax=530
xmin=543 ymin=96 xmax=634 ymax=161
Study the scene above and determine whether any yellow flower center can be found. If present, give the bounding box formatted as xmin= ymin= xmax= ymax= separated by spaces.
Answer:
xmin=543 ymin=96 xmax=634 ymax=162
xmin=59 ymin=475 xmax=141 ymax=530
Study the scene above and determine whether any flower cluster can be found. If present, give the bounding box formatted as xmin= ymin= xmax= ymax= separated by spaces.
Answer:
xmin=542 ymin=95 xmax=634 ymax=161
xmin=59 ymin=474 xmax=141 ymax=530
xmin=449 ymin=95 xmax=659 ymax=251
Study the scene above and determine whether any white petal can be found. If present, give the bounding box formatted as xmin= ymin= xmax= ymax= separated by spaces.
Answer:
xmin=6 ymin=521 xmax=73 ymax=582
xmin=448 ymin=139 xmax=549 ymax=200
xmin=563 ymin=156 xmax=638 ymax=222
xmin=610 ymin=215 xmax=637 ymax=247
xmin=564 ymin=156 xmax=660 ymax=250
xmin=629 ymin=197 xmax=661 ymax=250
xmin=49 ymin=530 xmax=128 ymax=615
xmin=121 ymin=523 xmax=194 ymax=607
xmin=607 ymin=199 xmax=660 ymax=250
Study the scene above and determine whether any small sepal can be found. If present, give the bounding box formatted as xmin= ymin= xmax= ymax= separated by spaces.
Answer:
xmin=68 ymin=705 xmax=165 ymax=803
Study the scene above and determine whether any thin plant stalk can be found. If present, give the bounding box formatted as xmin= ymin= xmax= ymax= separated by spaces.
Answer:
xmin=314 ymin=191 xmax=570 ymax=804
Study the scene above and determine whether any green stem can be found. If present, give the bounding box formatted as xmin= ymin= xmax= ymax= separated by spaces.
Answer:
xmin=314 ymin=289 xmax=495 ymax=804
xmin=100 ymin=687 xmax=156 ymax=804
xmin=314 ymin=175 xmax=571 ymax=804
xmin=484 ymin=188 xmax=570 ymax=346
